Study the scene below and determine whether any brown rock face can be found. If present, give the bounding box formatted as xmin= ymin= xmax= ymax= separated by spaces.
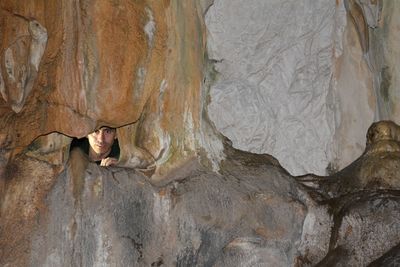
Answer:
xmin=1 ymin=1 xmax=151 ymax=137
xmin=0 ymin=0 xmax=205 ymax=174
xmin=0 ymin=0 xmax=209 ymax=265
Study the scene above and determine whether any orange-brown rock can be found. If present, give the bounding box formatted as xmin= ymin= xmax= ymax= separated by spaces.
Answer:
xmin=0 ymin=0 xmax=209 ymax=179
xmin=0 ymin=1 xmax=212 ymax=265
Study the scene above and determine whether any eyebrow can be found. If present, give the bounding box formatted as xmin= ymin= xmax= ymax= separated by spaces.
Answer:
xmin=98 ymin=126 xmax=116 ymax=131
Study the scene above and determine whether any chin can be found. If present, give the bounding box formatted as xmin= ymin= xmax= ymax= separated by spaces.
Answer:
xmin=94 ymin=148 xmax=106 ymax=154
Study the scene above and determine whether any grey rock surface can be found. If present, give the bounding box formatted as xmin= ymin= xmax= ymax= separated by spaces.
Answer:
xmin=25 ymin=143 xmax=400 ymax=267
xmin=30 ymin=150 xmax=308 ymax=266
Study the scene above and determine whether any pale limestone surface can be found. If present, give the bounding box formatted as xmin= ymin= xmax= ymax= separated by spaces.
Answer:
xmin=382 ymin=1 xmax=400 ymax=124
xmin=205 ymin=0 xmax=374 ymax=175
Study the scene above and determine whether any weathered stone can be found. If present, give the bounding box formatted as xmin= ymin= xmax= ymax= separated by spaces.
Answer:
xmin=2 ymin=123 xmax=400 ymax=266
xmin=1 ymin=1 xmax=400 ymax=267
xmin=0 ymin=0 xmax=217 ymax=179
xmin=205 ymin=0 xmax=400 ymax=176
xmin=26 ymin=148 xmax=307 ymax=266
xmin=295 ymin=120 xmax=400 ymax=266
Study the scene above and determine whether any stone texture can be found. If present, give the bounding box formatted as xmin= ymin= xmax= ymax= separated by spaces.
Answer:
xmin=0 ymin=0 xmax=216 ymax=179
xmin=27 ymin=149 xmax=307 ymax=266
xmin=1 ymin=1 xmax=400 ymax=267
xmin=380 ymin=1 xmax=400 ymax=122
xmin=205 ymin=0 xmax=400 ymax=176
xmin=2 ymin=123 xmax=400 ymax=266
xmin=296 ymin=120 xmax=400 ymax=266
xmin=0 ymin=1 xmax=151 ymax=158
xmin=206 ymin=0 xmax=344 ymax=176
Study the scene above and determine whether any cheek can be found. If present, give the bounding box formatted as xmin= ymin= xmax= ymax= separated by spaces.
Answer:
xmin=87 ymin=136 xmax=96 ymax=144
xmin=105 ymin=135 xmax=116 ymax=144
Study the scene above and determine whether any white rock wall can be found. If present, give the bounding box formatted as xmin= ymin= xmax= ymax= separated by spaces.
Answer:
xmin=206 ymin=0 xmax=349 ymax=175
xmin=383 ymin=1 xmax=400 ymax=123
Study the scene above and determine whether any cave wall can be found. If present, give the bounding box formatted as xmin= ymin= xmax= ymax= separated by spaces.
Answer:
xmin=381 ymin=1 xmax=400 ymax=131
xmin=206 ymin=0 xmax=400 ymax=176
xmin=0 ymin=0 xmax=220 ymax=265
xmin=1 ymin=0 xmax=398 ymax=183
xmin=0 ymin=0 xmax=219 ymax=179
xmin=1 ymin=0 xmax=400 ymax=266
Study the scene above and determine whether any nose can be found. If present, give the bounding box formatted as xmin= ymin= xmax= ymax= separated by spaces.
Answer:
xmin=97 ymin=131 xmax=106 ymax=142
